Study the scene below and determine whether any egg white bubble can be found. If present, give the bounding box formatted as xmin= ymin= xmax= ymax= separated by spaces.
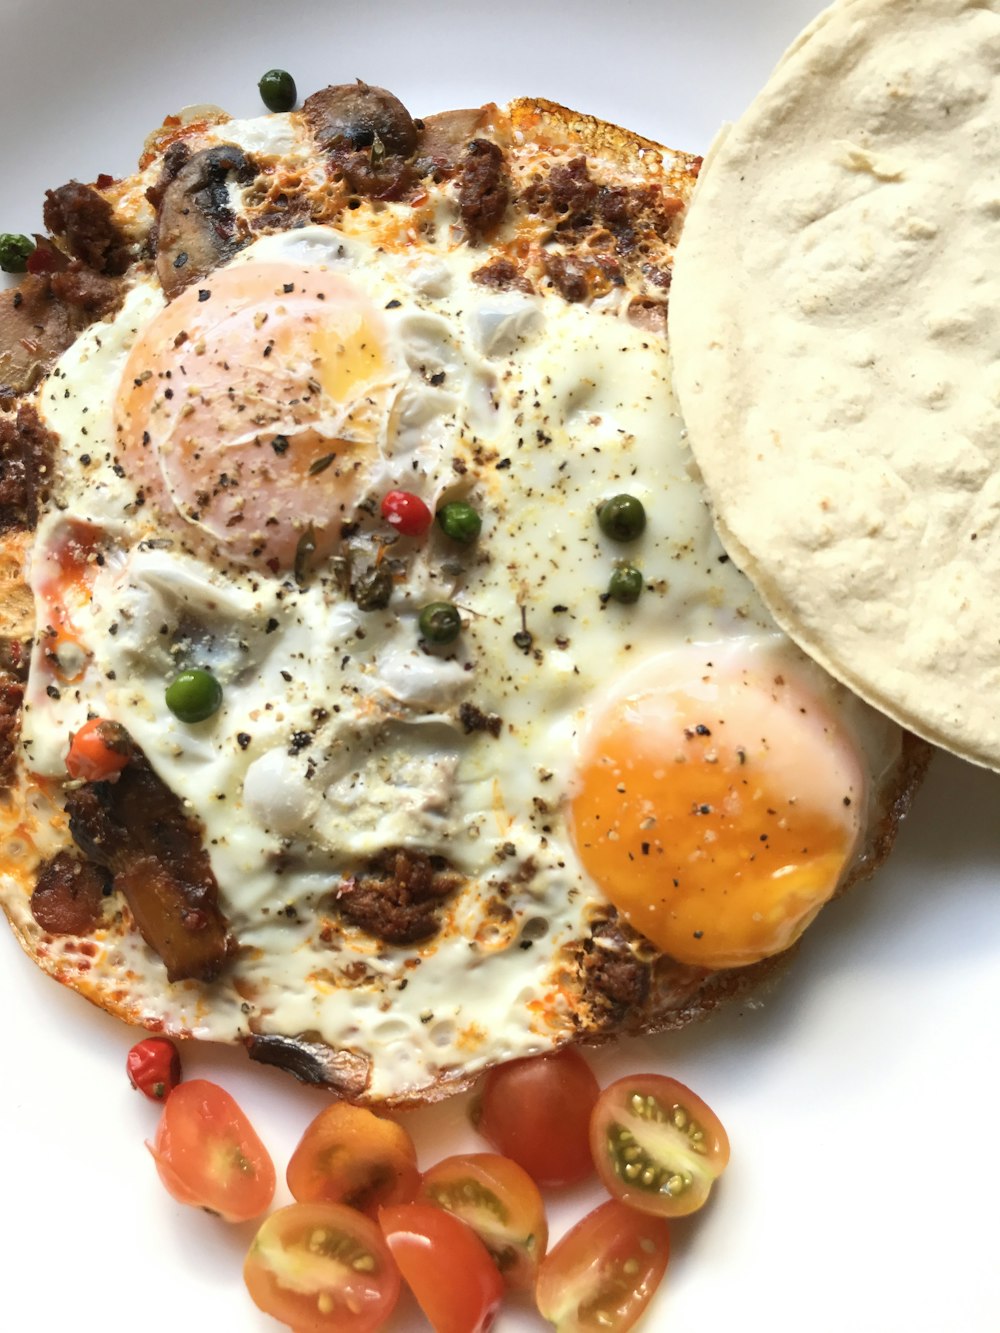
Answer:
xmin=22 ymin=218 xmax=905 ymax=1099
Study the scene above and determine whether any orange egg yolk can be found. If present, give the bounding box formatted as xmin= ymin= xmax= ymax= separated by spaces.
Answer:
xmin=115 ymin=262 xmax=395 ymax=569
xmin=568 ymin=657 xmax=865 ymax=969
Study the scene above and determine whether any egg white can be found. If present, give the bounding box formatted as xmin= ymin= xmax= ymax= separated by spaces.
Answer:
xmin=21 ymin=220 xmax=904 ymax=1099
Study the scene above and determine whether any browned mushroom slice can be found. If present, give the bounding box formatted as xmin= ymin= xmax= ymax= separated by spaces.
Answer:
xmin=66 ymin=743 xmax=232 ymax=982
xmin=245 ymin=1033 xmax=371 ymax=1098
xmin=302 ymin=83 xmax=421 ymax=201
xmin=303 ymin=82 xmax=418 ymax=157
xmin=154 ymin=143 xmax=258 ymax=298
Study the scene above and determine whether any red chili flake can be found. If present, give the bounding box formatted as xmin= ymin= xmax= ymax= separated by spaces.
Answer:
xmin=95 ymin=173 xmax=116 ymax=190
xmin=380 ymin=489 xmax=433 ymax=537
xmin=126 ymin=1037 xmax=182 ymax=1102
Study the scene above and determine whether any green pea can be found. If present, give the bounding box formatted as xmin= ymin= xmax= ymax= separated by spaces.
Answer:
xmin=598 ymin=493 xmax=646 ymax=542
xmin=437 ymin=500 xmax=482 ymax=545
xmin=419 ymin=602 xmax=462 ymax=645
xmin=165 ymin=669 xmax=223 ymax=723
xmin=608 ymin=564 xmax=644 ymax=604
xmin=258 ymin=69 xmax=297 ymax=113
xmin=0 ymin=233 xmax=34 ymax=274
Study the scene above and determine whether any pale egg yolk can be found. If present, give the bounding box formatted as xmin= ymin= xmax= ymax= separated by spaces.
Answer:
xmin=115 ymin=262 xmax=396 ymax=569
xmin=568 ymin=652 xmax=865 ymax=969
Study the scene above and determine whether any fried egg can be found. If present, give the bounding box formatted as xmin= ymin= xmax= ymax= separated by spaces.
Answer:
xmin=2 ymin=98 xmax=916 ymax=1104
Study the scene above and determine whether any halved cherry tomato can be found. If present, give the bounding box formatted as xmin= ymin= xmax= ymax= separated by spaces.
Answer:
xmin=126 ymin=1036 xmax=181 ymax=1101
xmin=147 ymin=1078 xmax=275 ymax=1222
xmin=475 ymin=1048 xmax=599 ymax=1187
xmin=420 ymin=1152 xmax=547 ymax=1291
xmin=65 ymin=717 xmax=131 ymax=781
xmin=287 ymin=1101 xmax=420 ymax=1217
xmin=380 ymin=1201 xmax=504 ymax=1333
xmin=535 ymin=1199 xmax=669 ymax=1333
xmin=380 ymin=489 xmax=433 ymax=536
xmin=590 ymin=1074 xmax=730 ymax=1218
xmin=244 ymin=1202 xmax=400 ymax=1333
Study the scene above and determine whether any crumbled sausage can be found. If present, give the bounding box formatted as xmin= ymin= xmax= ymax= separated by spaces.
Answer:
xmin=30 ymin=852 xmax=110 ymax=936
xmin=0 ymin=677 xmax=22 ymax=792
xmin=522 ymin=156 xmax=597 ymax=224
xmin=332 ymin=848 xmax=461 ymax=945
xmin=471 ymin=257 xmax=532 ymax=293
xmin=520 ymin=155 xmax=683 ymax=250
xmin=458 ymin=701 xmax=503 ymax=737
xmin=543 ymin=253 xmax=589 ymax=303
xmin=43 ymin=182 xmax=132 ymax=276
xmin=582 ymin=914 xmax=652 ymax=1015
xmin=0 ymin=403 xmax=59 ymax=534
xmin=458 ymin=139 xmax=509 ymax=241
xmin=50 ymin=260 xmax=125 ymax=317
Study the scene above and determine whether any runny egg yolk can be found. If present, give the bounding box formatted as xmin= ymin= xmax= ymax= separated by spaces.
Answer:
xmin=115 ymin=262 xmax=396 ymax=569
xmin=568 ymin=652 xmax=866 ymax=969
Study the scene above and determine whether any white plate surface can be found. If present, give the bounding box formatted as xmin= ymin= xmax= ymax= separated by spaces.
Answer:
xmin=2 ymin=2 xmax=999 ymax=1331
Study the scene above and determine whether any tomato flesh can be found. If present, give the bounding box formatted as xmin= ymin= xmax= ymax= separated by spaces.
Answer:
xmin=535 ymin=1199 xmax=669 ymax=1333
xmin=590 ymin=1074 xmax=730 ymax=1218
xmin=420 ymin=1152 xmax=547 ymax=1291
xmin=475 ymin=1048 xmax=599 ymax=1187
xmin=380 ymin=1201 xmax=504 ymax=1333
xmin=245 ymin=1202 xmax=400 ymax=1333
xmin=287 ymin=1101 xmax=420 ymax=1217
xmin=147 ymin=1078 xmax=275 ymax=1222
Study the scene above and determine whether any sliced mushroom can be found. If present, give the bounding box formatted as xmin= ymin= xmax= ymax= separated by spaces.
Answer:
xmin=302 ymin=81 xmax=418 ymax=157
xmin=154 ymin=143 xmax=257 ymax=298
xmin=245 ymin=1032 xmax=372 ymax=1097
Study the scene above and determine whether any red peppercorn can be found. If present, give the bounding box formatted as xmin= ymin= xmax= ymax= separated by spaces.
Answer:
xmin=126 ymin=1037 xmax=182 ymax=1102
xmin=26 ymin=245 xmax=59 ymax=275
xmin=380 ymin=490 xmax=433 ymax=537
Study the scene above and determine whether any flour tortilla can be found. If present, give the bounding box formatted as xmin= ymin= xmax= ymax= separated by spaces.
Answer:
xmin=669 ymin=0 xmax=1000 ymax=770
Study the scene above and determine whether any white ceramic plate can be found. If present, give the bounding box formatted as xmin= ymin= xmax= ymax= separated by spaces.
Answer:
xmin=2 ymin=2 xmax=999 ymax=1330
